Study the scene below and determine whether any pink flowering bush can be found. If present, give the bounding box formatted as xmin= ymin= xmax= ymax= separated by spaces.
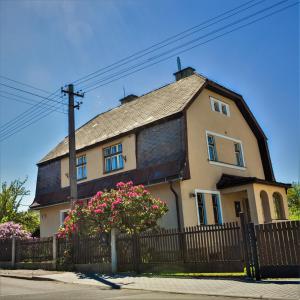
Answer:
xmin=0 ymin=221 xmax=31 ymax=239
xmin=57 ymin=182 xmax=168 ymax=237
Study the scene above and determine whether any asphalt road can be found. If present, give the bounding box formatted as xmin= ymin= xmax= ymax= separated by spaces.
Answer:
xmin=0 ymin=277 xmax=254 ymax=300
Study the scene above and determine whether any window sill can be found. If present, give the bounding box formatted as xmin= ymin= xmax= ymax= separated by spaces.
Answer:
xmin=104 ymin=167 xmax=124 ymax=175
xmin=208 ymin=160 xmax=246 ymax=171
xmin=77 ymin=177 xmax=87 ymax=182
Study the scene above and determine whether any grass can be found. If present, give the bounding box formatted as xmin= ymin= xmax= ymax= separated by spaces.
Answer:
xmin=139 ymin=271 xmax=246 ymax=278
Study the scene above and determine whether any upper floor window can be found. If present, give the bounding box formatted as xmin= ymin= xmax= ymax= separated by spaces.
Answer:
xmin=207 ymin=135 xmax=218 ymax=161
xmin=104 ymin=143 xmax=124 ymax=173
xmin=210 ymin=97 xmax=230 ymax=117
xmin=76 ymin=155 xmax=87 ymax=180
xmin=234 ymin=143 xmax=244 ymax=167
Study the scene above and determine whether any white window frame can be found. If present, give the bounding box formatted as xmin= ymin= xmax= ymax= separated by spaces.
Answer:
xmin=205 ymin=130 xmax=246 ymax=170
xmin=210 ymin=97 xmax=230 ymax=117
xmin=103 ymin=143 xmax=124 ymax=173
xmin=194 ymin=189 xmax=223 ymax=225
xmin=76 ymin=155 xmax=87 ymax=181
xmin=60 ymin=209 xmax=69 ymax=226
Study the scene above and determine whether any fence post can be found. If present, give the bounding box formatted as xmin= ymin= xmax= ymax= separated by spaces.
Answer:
xmin=248 ymin=222 xmax=261 ymax=280
xmin=111 ymin=228 xmax=117 ymax=273
xmin=11 ymin=236 xmax=16 ymax=268
xmin=239 ymin=212 xmax=251 ymax=277
xmin=52 ymin=235 xmax=57 ymax=270
xmin=132 ymin=234 xmax=141 ymax=274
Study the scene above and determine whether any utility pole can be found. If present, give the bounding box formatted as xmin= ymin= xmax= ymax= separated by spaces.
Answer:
xmin=61 ymin=84 xmax=84 ymax=207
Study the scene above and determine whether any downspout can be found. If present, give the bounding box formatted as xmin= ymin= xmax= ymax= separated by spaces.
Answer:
xmin=169 ymin=181 xmax=181 ymax=230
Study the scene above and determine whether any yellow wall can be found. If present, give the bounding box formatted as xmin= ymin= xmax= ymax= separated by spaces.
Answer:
xmin=40 ymin=203 xmax=70 ymax=237
xmin=148 ymin=182 xmax=182 ymax=229
xmin=221 ymin=191 xmax=248 ymax=223
xmin=180 ymin=88 xmax=266 ymax=226
xmin=252 ymin=183 xmax=288 ymax=224
xmin=61 ymin=134 xmax=136 ymax=187
xmin=39 ymin=183 xmax=181 ymax=237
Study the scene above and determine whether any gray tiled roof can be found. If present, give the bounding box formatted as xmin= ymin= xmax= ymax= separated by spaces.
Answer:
xmin=39 ymin=74 xmax=206 ymax=164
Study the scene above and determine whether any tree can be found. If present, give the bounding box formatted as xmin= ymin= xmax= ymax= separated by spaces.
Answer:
xmin=287 ymin=183 xmax=300 ymax=220
xmin=0 ymin=178 xmax=40 ymax=234
xmin=58 ymin=181 xmax=168 ymax=238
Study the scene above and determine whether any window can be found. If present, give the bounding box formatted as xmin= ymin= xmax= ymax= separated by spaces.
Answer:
xmin=104 ymin=143 xmax=124 ymax=173
xmin=207 ymin=135 xmax=218 ymax=161
xmin=196 ymin=193 xmax=206 ymax=225
xmin=273 ymin=192 xmax=285 ymax=220
xmin=60 ymin=209 xmax=69 ymax=226
xmin=221 ymin=104 xmax=228 ymax=116
xmin=210 ymin=97 xmax=230 ymax=116
xmin=234 ymin=143 xmax=244 ymax=167
xmin=76 ymin=155 xmax=87 ymax=180
xmin=214 ymin=101 xmax=220 ymax=112
xmin=212 ymin=194 xmax=222 ymax=224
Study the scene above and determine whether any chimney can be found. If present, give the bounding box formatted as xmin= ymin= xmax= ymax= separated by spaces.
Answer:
xmin=173 ymin=67 xmax=195 ymax=81
xmin=119 ymin=94 xmax=138 ymax=105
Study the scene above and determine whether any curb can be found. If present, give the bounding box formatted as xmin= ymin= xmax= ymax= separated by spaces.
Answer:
xmin=0 ymin=274 xmax=57 ymax=281
xmin=0 ymin=274 xmax=112 ymax=290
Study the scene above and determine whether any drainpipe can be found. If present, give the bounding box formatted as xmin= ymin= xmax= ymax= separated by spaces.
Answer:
xmin=169 ymin=181 xmax=181 ymax=230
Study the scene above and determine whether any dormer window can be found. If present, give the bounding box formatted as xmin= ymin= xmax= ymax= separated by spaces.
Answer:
xmin=210 ymin=97 xmax=230 ymax=117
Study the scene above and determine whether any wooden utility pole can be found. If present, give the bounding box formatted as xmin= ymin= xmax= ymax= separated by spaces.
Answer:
xmin=61 ymin=84 xmax=84 ymax=207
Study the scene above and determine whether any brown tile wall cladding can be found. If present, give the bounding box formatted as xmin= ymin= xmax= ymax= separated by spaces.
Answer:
xmin=137 ymin=117 xmax=185 ymax=169
xmin=33 ymin=117 xmax=187 ymax=207
xmin=35 ymin=160 xmax=61 ymax=197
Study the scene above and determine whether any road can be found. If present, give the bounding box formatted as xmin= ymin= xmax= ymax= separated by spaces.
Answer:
xmin=0 ymin=277 xmax=253 ymax=300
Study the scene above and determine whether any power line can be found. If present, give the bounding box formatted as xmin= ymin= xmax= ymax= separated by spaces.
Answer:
xmin=0 ymin=91 xmax=66 ymax=113
xmin=0 ymin=93 xmax=66 ymax=140
xmin=0 ymin=83 xmax=67 ymax=105
xmin=0 ymin=103 xmax=66 ymax=142
xmin=73 ymin=0 xmax=265 ymax=87
xmin=0 ymin=88 xmax=63 ymax=133
xmin=84 ymin=0 xmax=296 ymax=93
xmin=0 ymin=75 xmax=51 ymax=94
xmin=0 ymin=0 xmax=297 ymax=141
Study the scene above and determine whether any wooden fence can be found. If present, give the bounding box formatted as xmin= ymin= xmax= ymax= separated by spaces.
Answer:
xmin=0 ymin=219 xmax=299 ymax=278
xmin=255 ymin=221 xmax=300 ymax=278
xmin=16 ymin=237 xmax=53 ymax=263
xmin=117 ymin=222 xmax=244 ymax=273
xmin=0 ymin=239 xmax=12 ymax=262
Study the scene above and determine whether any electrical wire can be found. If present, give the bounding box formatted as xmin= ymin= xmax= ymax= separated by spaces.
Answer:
xmin=84 ymin=0 xmax=297 ymax=93
xmin=73 ymin=0 xmax=264 ymax=85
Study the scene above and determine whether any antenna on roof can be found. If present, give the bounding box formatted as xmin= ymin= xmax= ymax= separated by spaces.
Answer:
xmin=123 ymin=86 xmax=126 ymax=98
xmin=177 ymin=57 xmax=182 ymax=72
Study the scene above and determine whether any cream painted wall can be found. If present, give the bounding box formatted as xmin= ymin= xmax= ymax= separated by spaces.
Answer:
xmin=180 ymin=88 xmax=266 ymax=226
xmin=148 ymin=182 xmax=181 ymax=229
xmin=39 ymin=183 xmax=181 ymax=237
xmin=61 ymin=134 xmax=136 ymax=188
xmin=221 ymin=190 xmax=248 ymax=223
xmin=40 ymin=203 xmax=70 ymax=237
xmin=252 ymin=184 xmax=288 ymax=224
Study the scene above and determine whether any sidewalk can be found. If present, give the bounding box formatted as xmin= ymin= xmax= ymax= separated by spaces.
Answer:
xmin=1 ymin=270 xmax=299 ymax=299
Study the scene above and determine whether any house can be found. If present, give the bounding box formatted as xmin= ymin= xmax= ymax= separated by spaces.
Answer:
xmin=30 ymin=67 xmax=290 ymax=237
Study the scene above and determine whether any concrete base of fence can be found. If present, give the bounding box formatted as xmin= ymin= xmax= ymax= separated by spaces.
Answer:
xmin=74 ymin=263 xmax=112 ymax=274
xmin=14 ymin=262 xmax=55 ymax=271
xmin=119 ymin=262 xmax=244 ymax=274
xmin=0 ymin=261 xmax=13 ymax=269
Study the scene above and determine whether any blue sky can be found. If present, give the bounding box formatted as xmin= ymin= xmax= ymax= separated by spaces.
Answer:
xmin=0 ymin=0 xmax=299 ymax=209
